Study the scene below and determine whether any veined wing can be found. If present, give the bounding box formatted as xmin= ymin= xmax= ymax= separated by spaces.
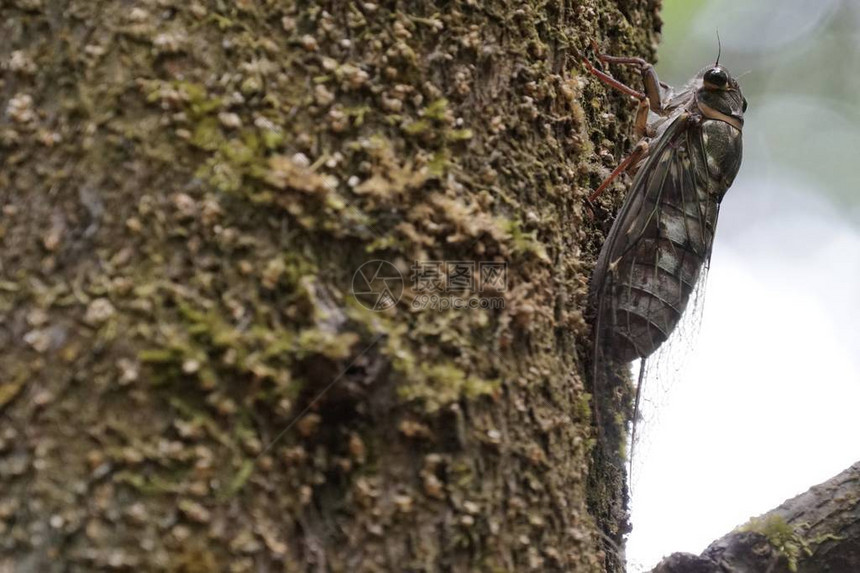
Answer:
xmin=591 ymin=112 xmax=691 ymax=311
xmin=592 ymin=111 xmax=720 ymax=364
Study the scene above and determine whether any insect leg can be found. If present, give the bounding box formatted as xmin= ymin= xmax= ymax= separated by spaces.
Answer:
xmin=587 ymin=139 xmax=649 ymax=203
xmin=593 ymin=52 xmax=663 ymax=114
xmin=633 ymin=98 xmax=650 ymax=139
xmin=582 ymin=57 xmax=647 ymax=102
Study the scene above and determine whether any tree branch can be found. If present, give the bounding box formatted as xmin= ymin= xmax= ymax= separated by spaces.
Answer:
xmin=652 ymin=461 xmax=860 ymax=573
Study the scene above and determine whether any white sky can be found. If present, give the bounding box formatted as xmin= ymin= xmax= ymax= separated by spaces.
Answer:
xmin=625 ymin=175 xmax=860 ymax=571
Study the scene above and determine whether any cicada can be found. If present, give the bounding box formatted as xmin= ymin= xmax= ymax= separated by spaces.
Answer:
xmin=585 ymin=46 xmax=746 ymax=469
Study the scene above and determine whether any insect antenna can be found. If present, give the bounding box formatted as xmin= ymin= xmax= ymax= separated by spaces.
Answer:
xmin=715 ymin=29 xmax=722 ymax=66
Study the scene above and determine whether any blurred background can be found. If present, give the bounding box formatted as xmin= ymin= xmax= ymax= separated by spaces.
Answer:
xmin=626 ymin=0 xmax=860 ymax=570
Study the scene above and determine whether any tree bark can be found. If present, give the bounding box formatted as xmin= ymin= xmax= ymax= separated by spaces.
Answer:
xmin=653 ymin=461 xmax=860 ymax=573
xmin=1 ymin=0 xmax=661 ymax=571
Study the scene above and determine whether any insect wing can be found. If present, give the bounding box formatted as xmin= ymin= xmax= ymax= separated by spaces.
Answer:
xmin=589 ymin=113 xmax=692 ymax=454
xmin=592 ymin=112 xmax=716 ymax=364
xmin=628 ymin=260 xmax=712 ymax=491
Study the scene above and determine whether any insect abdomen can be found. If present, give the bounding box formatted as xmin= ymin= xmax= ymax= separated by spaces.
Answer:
xmin=607 ymin=237 xmax=710 ymax=363
xmin=604 ymin=133 xmax=723 ymax=363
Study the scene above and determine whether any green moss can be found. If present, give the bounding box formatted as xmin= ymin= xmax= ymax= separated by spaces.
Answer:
xmin=740 ymin=515 xmax=810 ymax=571
xmin=447 ymin=128 xmax=473 ymax=141
xmin=503 ymin=219 xmax=550 ymax=262
xmin=223 ymin=459 xmax=255 ymax=498
xmin=344 ymin=105 xmax=372 ymax=127
xmin=169 ymin=397 xmax=235 ymax=451
xmin=365 ymin=235 xmax=405 ymax=253
xmin=423 ymin=99 xmax=450 ymax=121
xmin=397 ymin=360 xmax=499 ymax=411
xmin=191 ymin=117 xmax=225 ymax=151
xmin=428 ymin=149 xmax=449 ymax=176
xmin=184 ymin=85 xmax=223 ymax=117
xmin=296 ymin=329 xmax=359 ymax=360
xmin=0 ymin=369 xmax=28 ymax=410
xmin=576 ymin=392 xmax=592 ymax=423
xmin=138 ymin=348 xmax=183 ymax=364
xmin=115 ymin=471 xmax=186 ymax=496
xmin=403 ymin=119 xmax=432 ymax=136
xmin=260 ymin=126 xmax=285 ymax=150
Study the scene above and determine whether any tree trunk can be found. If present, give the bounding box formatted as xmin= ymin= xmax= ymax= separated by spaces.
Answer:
xmin=0 ymin=0 xmax=661 ymax=571
xmin=653 ymin=461 xmax=860 ymax=573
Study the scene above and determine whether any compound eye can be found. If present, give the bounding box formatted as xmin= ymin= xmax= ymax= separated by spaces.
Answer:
xmin=742 ymin=97 xmax=748 ymax=113
xmin=704 ymin=67 xmax=728 ymax=87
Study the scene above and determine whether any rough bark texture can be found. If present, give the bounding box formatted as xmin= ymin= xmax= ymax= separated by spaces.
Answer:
xmin=653 ymin=461 xmax=860 ymax=573
xmin=0 ymin=0 xmax=661 ymax=571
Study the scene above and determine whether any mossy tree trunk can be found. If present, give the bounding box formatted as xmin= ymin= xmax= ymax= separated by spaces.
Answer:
xmin=0 ymin=0 xmax=661 ymax=571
